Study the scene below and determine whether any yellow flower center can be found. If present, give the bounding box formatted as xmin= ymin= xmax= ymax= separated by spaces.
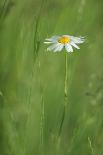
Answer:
xmin=58 ymin=36 xmax=70 ymax=44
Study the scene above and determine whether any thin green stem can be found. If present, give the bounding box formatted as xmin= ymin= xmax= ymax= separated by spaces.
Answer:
xmin=58 ymin=51 xmax=68 ymax=137
xmin=40 ymin=93 xmax=45 ymax=155
xmin=39 ymin=61 xmax=45 ymax=155
xmin=64 ymin=51 xmax=68 ymax=104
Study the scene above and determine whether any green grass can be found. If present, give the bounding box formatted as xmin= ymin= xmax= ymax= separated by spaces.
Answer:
xmin=0 ymin=0 xmax=103 ymax=155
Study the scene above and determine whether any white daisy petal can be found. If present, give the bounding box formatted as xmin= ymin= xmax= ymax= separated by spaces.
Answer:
xmin=58 ymin=44 xmax=64 ymax=51
xmin=65 ymin=44 xmax=73 ymax=52
xmin=70 ymin=42 xmax=80 ymax=49
xmin=45 ymin=36 xmax=60 ymax=42
xmin=44 ymin=41 xmax=52 ymax=44
xmin=47 ymin=43 xmax=60 ymax=52
xmin=70 ymin=36 xmax=85 ymax=44
xmin=54 ymin=44 xmax=64 ymax=52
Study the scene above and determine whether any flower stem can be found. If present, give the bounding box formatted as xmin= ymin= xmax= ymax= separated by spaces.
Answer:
xmin=39 ymin=61 xmax=45 ymax=155
xmin=64 ymin=51 xmax=68 ymax=104
xmin=58 ymin=51 xmax=68 ymax=137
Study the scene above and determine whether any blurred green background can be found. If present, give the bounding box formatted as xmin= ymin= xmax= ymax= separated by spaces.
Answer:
xmin=0 ymin=0 xmax=103 ymax=155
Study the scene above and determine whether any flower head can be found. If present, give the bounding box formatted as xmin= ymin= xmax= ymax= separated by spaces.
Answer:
xmin=44 ymin=35 xmax=85 ymax=52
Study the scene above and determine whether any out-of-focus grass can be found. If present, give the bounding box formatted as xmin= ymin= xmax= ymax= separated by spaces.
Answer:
xmin=0 ymin=0 xmax=103 ymax=155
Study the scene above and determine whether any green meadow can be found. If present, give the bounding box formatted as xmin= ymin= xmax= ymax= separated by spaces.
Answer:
xmin=0 ymin=0 xmax=103 ymax=155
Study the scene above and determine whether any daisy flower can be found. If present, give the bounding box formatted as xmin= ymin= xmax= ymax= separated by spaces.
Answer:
xmin=44 ymin=35 xmax=85 ymax=52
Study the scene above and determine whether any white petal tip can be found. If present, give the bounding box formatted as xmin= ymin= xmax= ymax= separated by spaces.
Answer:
xmin=44 ymin=42 xmax=51 ymax=44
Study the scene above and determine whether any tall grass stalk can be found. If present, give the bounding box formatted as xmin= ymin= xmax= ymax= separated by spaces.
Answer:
xmin=33 ymin=0 xmax=45 ymax=58
xmin=27 ymin=0 xmax=45 ymax=107
xmin=88 ymin=137 xmax=95 ymax=155
xmin=0 ymin=0 xmax=7 ymax=19
xmin=24 ymin=0 xmax=45 ymax=152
